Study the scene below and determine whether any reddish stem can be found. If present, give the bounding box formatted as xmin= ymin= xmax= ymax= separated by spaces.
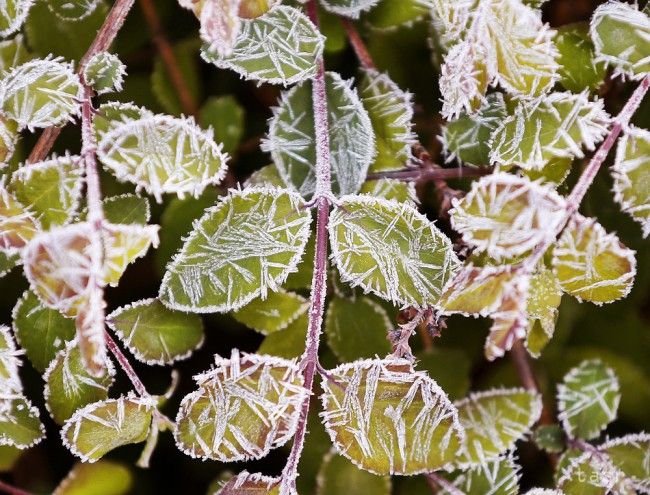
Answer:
xmin=105 ymin=331 xmax=148 ymax=397
xmin=0 ymin=481 xmax=32 ymax=495
xmin=340 ymin=18 xmax=375 ymax=70
xmin=367 ymin=166 xmax=491 ymax=182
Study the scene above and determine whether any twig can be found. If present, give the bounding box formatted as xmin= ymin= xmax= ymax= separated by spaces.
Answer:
xmin=137 ymin=0 xmax=199 ymax=115
xmin=28 ymin=0 xmax=137 ymax=163
xmin=390 ymin=308 xmax=426 ymax=360
xmin=279 ymin=2 xmax=332 ymax=492
xmin=340 ymin=18 xmax=375 ymax=70
xmin=367 ymin=166 xmax=491 ymax=182
xmin=0 ymin=481 xmax=33 ymax=495
xmin=105 ymin=331 xmax=148 ymax=397
xmin=425 ymin=472 xmax=464 ymax=495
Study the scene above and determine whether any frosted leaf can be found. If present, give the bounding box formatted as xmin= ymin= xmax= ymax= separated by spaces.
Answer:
xmin=600 ymin=433 xmax=650 ymax=493
xmin=199 ymin=0 xmax=241 ymax=57
xmin=0 ymin=184 xmax=40 ymax=255
xmin=257 ymin=312 xmax=307 ymax=360
xmin=232 ymin=290 xmax=308 ymax=335
xmin=61 ymin=393 xmax=155 ymax=463
xmin=12 ymin=290 xmax=75 ymax=373
xmin=524 ymin=266 xmax=562 ymax=358
xmin=0 ymin=58 xmax=83 ymax=131
xmin=106 ymin=298 xmax=204 ymax=365
xmin=93 ymin=101 xmax=153 ymax=141
xmin=484 ymin=275 xmax=529 ymax=361
xmin=0 ymin=251 xmax=18 ymax=278
xmin=523 ymin=490 xmax=564 ymax=495
xmin=0 ymin=396 xmax=45 ymax=449
xmin=367 ymin=0 xmax=443 ymax=30
xmin=359 ymin=68 xmax=415 ymax=173
xmin=558 ymin=451 xmax=631 ymax=494
xmin=440 ymin=455 xmax=521 ymax=495
xmin=159 ymin=188 xmax=312 ymax=313
xmin=201 ymin=5 xmax=324 ymax=86
xmin=555 ymin=23 xmax=606 ymax=94
xmin=590 ymin=1 xmax=650 ymax=80
xmin=0 ymin=0 xmax=33 ymax=37
xmin=0 ymin=325 xmax=22 ymax=396
xmin=430 ymin=0 xmax=472 ymax=42
xmin=442 ymin=92 xmax=507 ymax=167
xmin=329 ymin=195 xmax=460 ymax=307
xmin=103 ymin=223 xmax=159 ymax=287
xmin=319 ymin=358 xmax=464 ymax=475
xmin=320 ymin=0 xmax=380 ymax=19
xmin=316 ymin=451 xmax=391 ymax=495
xmin=521 ymin=155 xmax=573 ymax=187
xmin=83 ymin=52 xmax=126 ymax=95
xmin=53 ymin=461 xmax=133 ymax=495
xmin=101 ymin=193 xmax=151 ymax=225
xmin=0 ymin=117 xmax=18 ymax=168
xmin=245 ymin=164 xmax=286 ymax=188
xmin=359 ymin=179 xmax=417 ymax=206
xmin=552 ymin=214 xmax=636 ymax=304
xmin=175 ymin=350 xmax=307 ymax=461
xmin=9 ymin=155 xmax=84 ymax=229
xmin=557 ymin=359 xmax=620 ymax=440
xmin=612 ymin=126 xmax=650 ymax=237
xmin=263 ymin=72 xmax=375 ymax=200
xmin=48 ymin=0 xmax=101 ymax=21
xmin=0 ymin=34 xmax=32 ymax=72
xmin=44 ymin=339 xmax=115 ymax=424
xmin=97 ymin=114 xmax=228 ymax=202
xmin=449 ymin=173 xmax=566 ymax=260
xmin=215 ymin=471 xmax=281 ymax=495
xmin=455 ymin=388 xmax=542 ymax=466
xmin=490 ymin=91 xmax=611 ymax=171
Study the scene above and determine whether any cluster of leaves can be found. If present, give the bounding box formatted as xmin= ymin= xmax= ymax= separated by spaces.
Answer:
xmin=0 ymin=0 xmax=648 ymax=494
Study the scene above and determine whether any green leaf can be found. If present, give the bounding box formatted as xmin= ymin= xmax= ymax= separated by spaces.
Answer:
xmin=557 ymin=359 xmax=620 ymax=440
xmin=320 ymin=358 xmax=464 ymax=475
xmin=9 ymin=155 xmax=83 ymax=229
xmin=83 ymin=51 xmax=125 ymax=95
xmin=440 ymin=456 xmax=521 ymax=495
xmin=359 ymin=68 xmax=414 ymax=172
xmin=0 ymin=0 xmax=32 ymax=37
xmin=316 ymin=451 xmax=391 ymax=495
xmin=557 ymin=451 xmax=630 ymax=495
xmin=103 ymin=223 xmax=160 ymax=287
xmin=329 ymin=195 xmax=459 ymax=307
xmin=442 ymin=92 xmax=507 ymax=167
xmin=199 ymin=96 xmax=245 ymax=154
xmin=12 ymin=290 xmax=76 ymax=373
xmin=232 ymin=290 xmax=308 ymax=335
xmin=258 ymin=312 xmax=308 ymax=359
xmin=0 ymin=445 xmax=23 ymax=472
xmin=0 ymin=251 xmax=18 ymax=278
xmin=44 ymin=340 xmax=115 ymax=424
xmin=525 ymin=266 xmax=562 ymax=358
xmin=61 ymin=394 xmax=154 ymax=463
xmin=160 ymin=188 xmax=312 ymax=313
xmin=612 ymin=125 xmax=650 ymax=238
xmin=53 ymin=461 xmax=133 ymax=495
xmin=107 ymin=298 xmax=204 ymax=365
xmin=0 ymin=325 xmax=23 ymax=395
xmin=93 ymin=101 xmax=153 ymax=141
xmin=521 ymin=155 xmax=573 ymax=187
xmin=490 ymin=92 xmax=610 ymax=171
xmin=555 ymin=23 xmax=606 ymax=93
xmin=48 ymin=0 xmax=100 ymax=21
xmin=214 ymin=472 xmax=281 ymax=495
xmin=590 ymin=1 xmax=650 ymax=79
xmin=0 ymin=185 xmax=40 ymax=254
xmin=365 ymin=0 xmax=432 ymax=29
xmin=455 ymin=388 xmax=542 ymax=466
xmin=201 ymin=5 xmax=324 ymax=85
xmin=0 ymin=35 xmax=32 ymax=72
xmin=0 ymin=396 xmax=45 ymax=449
xmin=0 ymin=57 xmax=83 ymax=130
xmin=450 ymin=173 xmax=566 ymax=260
xmin=101 ymin=194 xmax=150 ymax=225
xmin=600 ymin=433 xmax=650 ymax=493
xmin=532 ymin=424 xmax=566 ymax=454
xmin=245 ymin=164 xmax=286 ymax=189
xmin=175 ymin=351 xmax=307 ymax=461
xmin=320 ymin=0 xmax=380 ymax=19
xmin=264 ymin=71 xmax=375 ymax=200
xmin=359 ymin=179 xmax=417 ymax=205
xmin=152 ymin=39 xmax=201 ymax=115
xmin=0 ymin=117 xmax=18 ymax=167
xmin=97 ymin=114 xmax=228 ymax=202
xmin=415 ymin=348 xmax=471 ymax=401
xmin=552 ymin=215 xmax=636 ymax=305
xmin=325 ymin=296 xmax=392 ymax=362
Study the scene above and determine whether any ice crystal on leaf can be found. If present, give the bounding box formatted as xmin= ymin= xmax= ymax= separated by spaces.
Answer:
xmin=47 ymin=0 xmax=100 ymax=21
xmin=160 ymin=188 xmax=312 ymax=313
xmin=83 ymin=52 xmax=126 ymax=95
xmin=232 ymin=290 xmax=308 ymax=335
xmin=557 ymin=450 xmax=630 ymax=494
xmin=215 ymin=471 xmax=282 ymax=495
xmin=0 ymin=324 xmax=22 ymax=397
xmin=200 ymin=5 xmax=324 ymax=86
xmin=319 ymin=0 xmax=380 ymax=19
xmin=198 ymin=0 xmax=241 ymax=58
xmin=490 ymin=91 xmax=611 ymax=171
xmin=102 ymin=223 xmax=159 ymax=286
xmin=450 ymin=173 xmax=566 ymax=260
xmin=0 ymin=183 xmax=40 ymax=254
xmin=599 ymin=433 xmax=650 ymax=493
xmin=328 ymin=195 xmax=460 ymax=307
xmin=0 ymin=57 xmax=83 ymax=130
xmin=93 ymin=101 xmax=153 ymax=140
xmin=0 ymin=117 xmax=17 ymax=168
xmin=524 ymin=266 xmax=562 ymax=358
xmin=552 ymin=214 xmax=636 ymax=305
xmin=264 ymin=72 xmax=375 ymax=200
xmin=612 ymin=125 xmax=650 ymax=237
xmin=0 ymin=0 xmax=32 ymax=37
xmin=319 ymin=358 xmax=464 ymax=475
xmin=175 ymin=350 xmax=307 ymax=462
xmin=440 ymin=455 xmax=521 ymax=495
xmin=97 ymin=114 xmax=228 ymax=202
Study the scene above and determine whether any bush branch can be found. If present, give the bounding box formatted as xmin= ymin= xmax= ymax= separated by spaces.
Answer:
xmin=0 ymin=481 xmax=32 ymax=495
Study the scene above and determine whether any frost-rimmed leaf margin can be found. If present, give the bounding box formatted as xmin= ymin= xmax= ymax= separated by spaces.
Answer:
xmin=214 ymin=470 xmax=281 ymax=494
xmin=320 ymin=0 xmax=381 ymax=19
xmin=0 ymin=395 xmax=46 ymax=449
xmin=159 ymin=186 xmax=312 ymax=314
xmin=599 ymin=432 xmax=650 ymax=493
xmin=47 ymin=0 xmax=101 ymax=21
xmin=0 ymin=0 xmax=34 ymax=38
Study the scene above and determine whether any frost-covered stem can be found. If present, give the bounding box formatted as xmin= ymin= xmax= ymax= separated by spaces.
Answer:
xmin=105 ymin=331 xmax=148 ymax=397
xmin=0 ymin=481 xmax=32 ymax=495
xmin=28 ymin=0 xmax=137 ymax=163
xmin=367 ymin=166 xmax=491 ymax=182
xmin=340 ymin=18 xmax=375 ymax=70
xmin=390 ymin=309 xmax=425 ymax=360
xmin=425 ymin=472 xmax=463 ymax=495
xmin=137 ymin=0 xmax=199 ymax=115
xmin=280 ymin=2 xmax=332 ymax=492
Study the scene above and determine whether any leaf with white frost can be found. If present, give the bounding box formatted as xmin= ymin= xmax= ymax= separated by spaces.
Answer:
xmin=440 ymin=455 xmax=521 ymax=495
xmin=0 ymin=396 xmax=45 ymax=449
xmin=107 ymin=298 xmax=204 ymax=365
xmin=263 ymin=72 xmax=375 ymax=200
xmin=48 ymin=0 xmax=100 ymax=20
xmin=93 ymin=101 xmax=154 ymax=141
xmin=44 ymin=340 xmax=115 ymax=424
xmin=160 ymin=188 xmax=312 ymax=313
xmin=0 ymin=325 xmax=22 ymax=396
xmin=0 ymin=0 xmax=33 ymax=37
xmin=175 ymin=351 xmax=307 ymax=462
xmin=103 ymin=223 xmax=159 ymax=287
xmin=61 ymin=394 xmax=155 ymax=463
xmin=450 ymin=173 xmax=566 ymax=260
xmin=97 ymin=114 xmax=228 ymax=202
xmin=359 ymin=179 xmax=417 ymax=206
xmin=198 ymin=0 xmax=240 ymax=58
xmin=83 ymin=52 xmax=126 ymax=95
xmin=552 ymin=214 xmax=636 ymax=304
xmin=0 ymin=184 xmax=40 ymax=255
xmin=232 ymin=290 xmax=308 ymax=335
xmin=612 ymin=125 xmax=650 ymax=237
xmin=316 ymin=451 xmax=391 ymax=495
xmin=558 ymin=451 xmax=631 ymax=494
xmin=0 ymin=58 xmax=83 ymax=130
xmin=215 ymin=471 xmax=281 ymax=495
xmin=319 ymin=358 xmax=464 ymax=475
xmin=525 ymin=266 xmax=562 ymax=358
xmin=600 ymin=433 xmax=650 ymax=493
xmin=329 ymin=195 xmax=459 ymax=307
xmin=490 ymin=91 xmax=610 ymax=171
xmin=484 ymin=275 xmax=529 ymax=361
xmin=557 ymin=359 xmax=620 ymax=440
xmin=201 ymin=5 xmax=324 ymax=86
xmin=101 ymin=193 xmax=151 ymax=225
xmin=455 ymin=388 xmax=542 ymax=466
xmin=320 ymin=0 xmax=380 ymax=19
xmin=0 ymin=118 xmax=18 ymax=168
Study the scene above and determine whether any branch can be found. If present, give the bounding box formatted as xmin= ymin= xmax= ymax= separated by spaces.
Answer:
xmin=425 ymin=472 xmax=464 ymax=495
xmin=137 ymin=0 xmax=199 ymax=115
xmin=105 ymin=331 xmax=148 ymax=397
xmin=340 ymin=18 xmax=375 ymax=70
xmin=367 ymin=165 xmax=491 ymax=182
xmin=28 ymin=0 xmax=137 ymax=163
xmin=0 ymin=481 xmax=33 ymax=495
